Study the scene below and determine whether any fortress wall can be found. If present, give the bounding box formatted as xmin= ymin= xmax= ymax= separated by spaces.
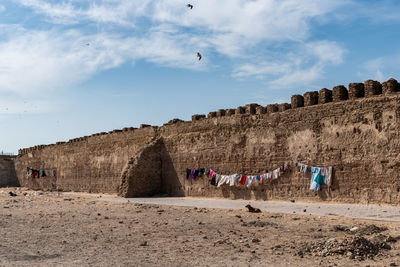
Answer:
xmin=159 ymin=93 xmax=400 ymax=203
xmin=14 ymin=127 xmax=157 ymax=193
xmin=13 ymin=78 xmax=400 ymax=204
xmin=0 ymin=156 xmax=18 ymax=187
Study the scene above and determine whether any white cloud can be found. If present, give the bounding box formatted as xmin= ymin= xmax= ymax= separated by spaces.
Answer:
xmin=16 ymin=0 xmax=152 ymax=26
xmin=306 ymin=41 xmax=344 ymax=65
xmin=0 ymin=93 xmax=53 ymax=114
xmin=15 ymin=0 xmax=347 ymax=54
xmin=0 ymin=29 xmax=121 ymax=94
xmin=2 ymin=0 xmax=351 ymax=95
xmin=0 ymin=4 xmax=5 ymax=12
xmin=0 ymin=25 xmax=206 ymax=94
xmin=232 ymin=41 xmax=345 ymax=87
xmin=363 ymin=54 xmax=400 ymax=82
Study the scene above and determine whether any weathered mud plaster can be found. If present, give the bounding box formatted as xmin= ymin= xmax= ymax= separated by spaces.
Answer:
xmin=14 ymin=78 xmax=400 ymax=204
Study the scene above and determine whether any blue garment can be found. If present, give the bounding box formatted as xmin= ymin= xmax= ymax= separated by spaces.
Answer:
xmin=310 ymin=167 xmax=321 ymax=191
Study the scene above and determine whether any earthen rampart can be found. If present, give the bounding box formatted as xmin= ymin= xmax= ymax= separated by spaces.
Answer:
xmin=0 ymin=155 xmax=18 ymax=187
xmin=13 ymin=78 xmax=400 ymax=204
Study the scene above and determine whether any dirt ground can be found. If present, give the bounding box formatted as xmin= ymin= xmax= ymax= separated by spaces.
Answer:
xmin=1 ymin=188 xmax=400 ymax=266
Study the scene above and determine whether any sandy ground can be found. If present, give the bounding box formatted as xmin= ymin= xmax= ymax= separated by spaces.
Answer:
xmin=1 ymin=188 xmax=400 ymax=266
xmin=101 ymin=197 xmax=400 ymax=222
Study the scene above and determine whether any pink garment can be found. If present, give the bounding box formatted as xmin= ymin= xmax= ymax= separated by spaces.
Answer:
xmin=209 ymin=169 xmax=216 ymax=177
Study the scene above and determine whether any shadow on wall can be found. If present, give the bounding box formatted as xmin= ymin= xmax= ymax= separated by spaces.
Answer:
xmin=0 ymin=157 xmax=20 ymax=187
xmin=118 ymin=138 xmax=184 ymax=198
xmin=9 ymin=162 xmax=20 ymax=187
xmin=160 ymin=141 xmax=185 ymax=197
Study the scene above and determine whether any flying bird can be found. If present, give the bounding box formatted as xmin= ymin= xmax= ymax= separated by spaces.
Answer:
xmin=197 ymin=52 xmax=202 ymax=61
xmin=187 ymin=4 xmax=193 ymax=9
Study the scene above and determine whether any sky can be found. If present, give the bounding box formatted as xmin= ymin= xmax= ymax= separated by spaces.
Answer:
xmin=1 ymin=0 xmax=400 ymax=153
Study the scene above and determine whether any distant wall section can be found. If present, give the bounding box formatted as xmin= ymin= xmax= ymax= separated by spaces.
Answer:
xmin=0 ymin=156 xmax=19 ymax=187
xmin=14 ymin=127 xmax=158 ymax=193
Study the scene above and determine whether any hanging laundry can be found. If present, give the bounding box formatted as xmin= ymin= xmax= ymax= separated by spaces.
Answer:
xmin=310 ymin=167 xmax=322 ymax=191
xmin=210 ymin=176 xmax=216 ymax=186
xmin=262 ymin=172 xmax=270 ymax=181
xmin=215 ymin=174 xmax=222 ymax=185
xmin=229 ymin=174 xmax=240 ymax=186
xmin=297 ymin=162 xmax=309 ymax=173
xmin=246 ymin=176 xmax=256 ymax=187
xmin=189 ymin=163 xmax=288 ymax=189
xmin=235 ymin=174 xmax=242 ymax=184
xmin=197 ymin=168 xmax=205 ymax=177
xmin=26 ymin=168 xmax=32 ymax=177
xmin=324 ymin=167 xmax=333 ymax=187
xmin=272 ymin=168 xmax=280 ymax=179
xmin=302 ymin=164 xmax=308 ymax=173
xmin=217 ymin=175 xmax=228 ymax=187
xmin=240 ymin=175 xmax=247 ymax=185
xmin=209 ymin=169 xmax=216 ymax=178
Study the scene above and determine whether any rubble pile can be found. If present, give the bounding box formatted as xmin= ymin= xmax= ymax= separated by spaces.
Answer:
xmin=299 ymin=225 xmax=398 ymax=261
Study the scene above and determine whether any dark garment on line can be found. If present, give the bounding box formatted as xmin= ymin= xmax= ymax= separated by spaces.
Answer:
xmin=210 ymin=176 xmax=216 ymax=186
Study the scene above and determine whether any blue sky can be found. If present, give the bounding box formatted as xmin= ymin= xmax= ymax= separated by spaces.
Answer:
xmin=1 ymin=0 xmax=400 ymax=153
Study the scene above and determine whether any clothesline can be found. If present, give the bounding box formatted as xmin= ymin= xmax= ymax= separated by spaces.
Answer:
xmin=26 ymin=167 xmax=56 ymax=178
xmin=186 ymin=162 xmax=333 ymax=191
xmin=186 ymin=163 xmax=289 ymax=188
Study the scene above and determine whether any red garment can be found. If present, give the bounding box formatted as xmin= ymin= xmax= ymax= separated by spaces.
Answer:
xmin=240 ymin=175 xmax=247 ymax=185
xmin=33 ymin=171 xmax=38 ymax=178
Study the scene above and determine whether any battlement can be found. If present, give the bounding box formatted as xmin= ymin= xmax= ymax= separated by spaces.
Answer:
xmin=18 ymin=78 xmax=400 ymax=156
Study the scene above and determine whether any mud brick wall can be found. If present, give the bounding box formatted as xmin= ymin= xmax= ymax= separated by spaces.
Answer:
xmin=14 ymin=78 xmax=400 ymax=204
xmin=0 ymin=156 xmax=18 ymax=187
xmin=14 ymin=127 xmax=157 ymax=193
xmin=119 ymin=140 xmax=162 ymax=197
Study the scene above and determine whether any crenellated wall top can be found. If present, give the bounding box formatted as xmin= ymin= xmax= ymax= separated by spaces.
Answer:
xmin=18 ymin=78 xmax=400 ymax=155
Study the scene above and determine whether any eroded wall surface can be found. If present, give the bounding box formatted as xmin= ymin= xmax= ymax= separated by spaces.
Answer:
xmin=14 ymin=127 xmax=157 ymax=193
xmin=160 ymin=95 xmax=400 ymax=204
xmin=14 ymin=82 xmax=400 ymax=204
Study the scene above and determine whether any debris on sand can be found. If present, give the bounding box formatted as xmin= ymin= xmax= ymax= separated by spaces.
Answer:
xmin=357 ymin=225 xmax=388 ymax=235
xmin=332 ymin=225 xmax=347 ymax=232
xmin=9 ymin=192 xmax=17 ymax=197
xmin=332 ymin=224 xmax=388 ymax=235
xmin=304 ymin=236 xmax=394 ymax=260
